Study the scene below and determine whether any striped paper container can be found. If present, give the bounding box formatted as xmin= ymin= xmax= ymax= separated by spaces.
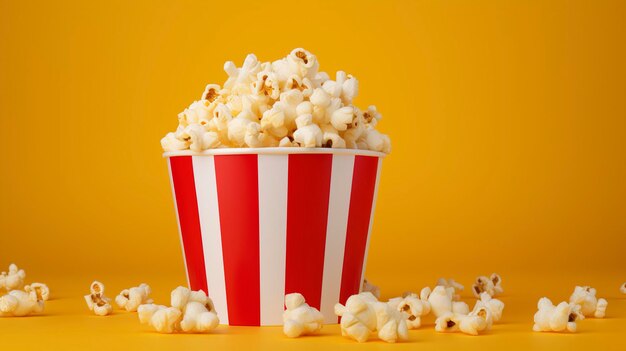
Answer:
xmin=164 ymin=147 xmax=385 ymax=326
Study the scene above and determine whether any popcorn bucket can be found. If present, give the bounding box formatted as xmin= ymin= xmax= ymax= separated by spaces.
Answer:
xmin=164 ymin=148 xmax=385 ymax=326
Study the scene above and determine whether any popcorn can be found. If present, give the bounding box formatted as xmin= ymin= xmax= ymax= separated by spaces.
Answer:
xmin=361 ymin=278 xmax=380 ymax=299
xmin=115 ymin=283 xmax=154 ymax=312
xmin=170 ymin=286 xmax=214 ymax=311
xmin=389 ymin=291 xmax=431 ymax=329
xmin=0 ymin=289 xmax=45 ymax=317
xmin=161 ymin=49 xmax=391 ymax=153
xmin=24 ymin=283 xmax=50 ymax=301
xmin=309 ymin=88 xmax=331 ymax=108
xmin=161 ymin=132 xmax=189 ymax=151
xmin=84 ymin=281 xmax=113 ymax=316
xmin=138 ymin=286 xmax=219 ymax=334
xmin=286 ymin=75 xmax=314 ymax=98
xmin=285 ymin=48 xmax=319 ymax=80
xmin=621 ymin=283 xmax=626 ymax=294
xmin=137 ymin=304 xmax=182 ymax=333
xmin=427 ymin=285 xmax=470 ymax=318
xmin=282 ymin=293 xmax=324 ymax=338
xmin=472 ymin=292 xmax=504 ymax=323
xmin=330 ymin=106 xmax=354 ymax=131
xmin=0 ymin=263 xmax=26 ymax=292
xmin=274 ymin=89 xmax=303 ymax=130
xmin=436 ymin=277 xmax=464 ymax=301
xmin=568 ymin=286 xmax=608 ymax=318
xmin=293 ymin=114 xmax=323 ymax=147
xmin=261 ymin=107 xmax=288 ymax=139
xmin=334 ymin=293 xmax=378 ymax=343
xmin=533 ymin=298 xmax=583 ymax=333
xmin=372 ymin=300 xmax=409 ymax=343
xmin=335 ymin=292 xmax=407 ymax=343
xmin=435 ymin=312 xmax=487 ymax=336
xmin=201 ymin=84 xmax=221 ymax=102
xmin=472 ymin=273 xmax=503 ymax=297
xmin=321 ymin=126 xmax=347 ymax=148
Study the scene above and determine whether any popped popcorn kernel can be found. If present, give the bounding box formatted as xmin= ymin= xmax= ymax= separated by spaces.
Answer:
xmin=473 ymin=292 xmax=504 ymax=323
xmin=138 ymin=304 xmax=182 ymax=333
xmin=620 ymin=283 xmax=626 ymax=294
xmin=334 ymin=293 xmax=378 ymax=343
xmin=533 ymin=297 xmax=582 ymax=333
xmin=428 ymin=285 xmax=469 ymax=318
xmin=436 ymin=277 xmax=464 ymax=301
xmin=569 ymin=286 xmax=608 ymax=318
xmin=0 ymin=290 xmax=45 ymax=317
xmin=161 ymin=49 xmax=390 ymax=153
xmin=0 ymin=263 xmax=26 ymax=292
xmin=138 ymin=286 xmax=219 ymax=334
xmin=84 ymin=281 xmax=113 ymax=316
xmin=435 ymin=312 xmax=487 ymax=336
xmin=282 ymin=293 xmax=324 ymax=338
xmin=389 ymin=291 xmax=431 ymax=329
xmin=472 ymin=273 xmax=503 ymax=298
xmin=24 ymin=283 xmax=50 ymax=301
xmin=115 ymin=283 xmax=154 ymax=312
xmin=335 ymin=292 xmax=407 ymax=343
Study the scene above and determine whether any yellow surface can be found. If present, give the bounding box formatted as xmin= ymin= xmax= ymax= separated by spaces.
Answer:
xmin=1 ymin=0 xmax=625 ymax=349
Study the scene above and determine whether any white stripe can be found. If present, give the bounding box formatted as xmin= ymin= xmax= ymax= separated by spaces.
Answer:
xmin=320 ymin=154 xmax=355 ymax=324
xmin=192 ymin=156 xmax=229 ymax=325
xmin=258 ymin=154 xmax=289 ymax=325
xmin=359 ymin=158 xmax=383 ymax=292
xmin=167 ymin=159 xmax=190 ymax=287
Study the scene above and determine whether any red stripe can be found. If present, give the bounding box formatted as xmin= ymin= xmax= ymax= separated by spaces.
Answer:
xmin=214 ymin=154 xmax=260 ymax=326
xmin=339 ymin=156 xmax=379 ymax=305
xmin=169 ymin=156 xmax=208 ymax=294
xmin=285 ymin=154 xmax=333 ymax=310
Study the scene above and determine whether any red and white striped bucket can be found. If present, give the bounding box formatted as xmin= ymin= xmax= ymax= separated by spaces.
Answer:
xmin=165 ymin=148 xmax=385 ymax=326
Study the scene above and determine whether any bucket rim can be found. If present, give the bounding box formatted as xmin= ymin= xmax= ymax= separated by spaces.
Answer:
xmin=163 ymin=147 xmax=387 ymax=158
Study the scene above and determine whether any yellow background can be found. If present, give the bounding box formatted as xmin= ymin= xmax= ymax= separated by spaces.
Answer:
xmin=1 ymin=0 xmax=625 ymax=349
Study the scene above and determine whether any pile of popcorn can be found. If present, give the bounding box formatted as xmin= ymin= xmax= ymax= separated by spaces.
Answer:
xmin=0 ymin=263 xmax=49 ymax=317
xmin=330 ymin=274 xmax=506 ymax=342
xmin=161 ymin=48 xmax=391 ymax=153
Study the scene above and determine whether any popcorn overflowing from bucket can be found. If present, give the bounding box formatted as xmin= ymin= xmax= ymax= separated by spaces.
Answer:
xmin=161 ymin=48 xmax=391 ymax=153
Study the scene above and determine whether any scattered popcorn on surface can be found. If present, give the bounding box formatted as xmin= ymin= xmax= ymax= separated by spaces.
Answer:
xmin=171 ymin=286 xmax=219 ymax=333
xmin=0 ymin=263 xmax=26 ymax=292
xmin=388 ymin=291 xmax=431 ymax=329
xmin=0 ymin=289 xmax=45 ymax=317
xmin=533 ymin=297 xmax=582 ymax=333
xmin=138 ymin=304 xmax=182 ymax=333
xmin=372 ymin=299 xmax=409 ymax=343
xmin=115 ymin=283 xmax=153 ymax=312
xmin=472 ymin=273 xmax=503 ymax=298
xmin=84 ymin=281 xmax=113 ymax=316
xmin=472 ymin=292 xmax=504 ymax=324
xmin=435 ymin=312 xmax=487 ymax=336
xmin=437 ymin=278 xmax=464 ymax=301
xmin=334 ymin=293 xmax=379 ymax=343
xmin=282 ymin=293 xmax=324 ymax=338
xmin=621 ymin=283 xmax=626 ymax=294
xmin=138 ymin=286 xmax=219 ymax=334
xmin=426 ymin=285 xmax=470 ymax=318
xmin=568 ymin=286 xmax=608 ymax=318
xmin=361 ymin=279 xmax=380 ymax=299
xmin=24 ymin=283 xmax=50 ymax=301
xmin=161 ymin=48 xmax=390 ymax=153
